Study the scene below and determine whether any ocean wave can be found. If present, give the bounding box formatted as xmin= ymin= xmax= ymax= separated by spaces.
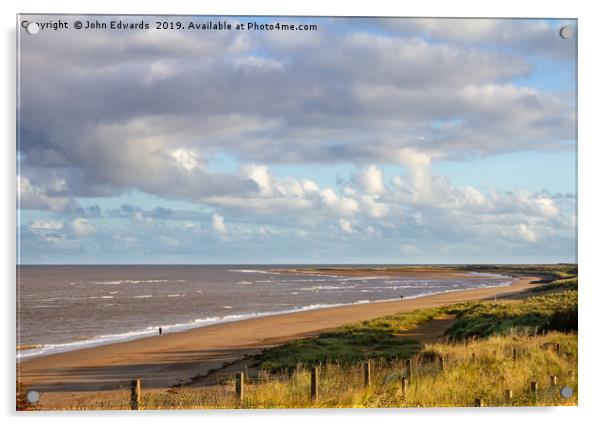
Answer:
xmin=91 ymin=279 xmax=171 ymax=285
xmin=237 ymin=281 xmax=253 ymax=285
xmin=298 ymin=285 xmax=342 ymax=291
xmin=228 ymin=269 xmax=280 ymax=275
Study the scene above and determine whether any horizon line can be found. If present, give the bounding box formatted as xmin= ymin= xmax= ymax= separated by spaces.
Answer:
xmin=16 ymin=262 xmax=578 ymax=266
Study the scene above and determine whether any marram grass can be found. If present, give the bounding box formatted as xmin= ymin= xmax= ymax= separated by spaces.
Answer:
xmin=49 ymin=331 xmax=577 ymax=409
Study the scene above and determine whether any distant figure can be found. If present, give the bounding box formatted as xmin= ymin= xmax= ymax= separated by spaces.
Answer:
xmin=159 ymin=327 xmax=163 ymax=336
xmin=399 ymin=295 xmax=404 ymax=299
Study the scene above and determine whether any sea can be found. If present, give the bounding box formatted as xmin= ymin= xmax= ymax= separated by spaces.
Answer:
xmin=16 ymin=265 xmax=512 ymax=360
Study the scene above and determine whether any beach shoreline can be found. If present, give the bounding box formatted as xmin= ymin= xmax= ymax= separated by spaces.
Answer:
xmin=17 ymin=268 xmax=512 ymax=361
xmin=17 ymin=273 xmax=540 ymax=397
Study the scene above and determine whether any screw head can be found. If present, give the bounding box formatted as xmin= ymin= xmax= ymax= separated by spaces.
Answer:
xmin=560 ymin=386 xmax=573 ymax=398
xmin=26 ymin=22 xmax=40 ymax=35
xmin=559 ymin=26 xmax=573 ymax=39
xmin=26 ymin=390 xmax=39 ymax=403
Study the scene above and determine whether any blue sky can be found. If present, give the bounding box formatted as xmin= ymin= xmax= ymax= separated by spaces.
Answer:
xmin=17 ymin=16 xmax=577 ymax=264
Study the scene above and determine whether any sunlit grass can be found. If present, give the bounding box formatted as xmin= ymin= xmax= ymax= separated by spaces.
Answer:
xmin=48 ymin=331 xmax=576 ymax=409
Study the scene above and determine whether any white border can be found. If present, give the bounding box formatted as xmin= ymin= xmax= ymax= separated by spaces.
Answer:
xmin=3 ymin=1 xmax=600 ymax=424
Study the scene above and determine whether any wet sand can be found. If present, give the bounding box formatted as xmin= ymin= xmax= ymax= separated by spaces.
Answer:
xmin=17 ymin=274 xmax=539 ymax=398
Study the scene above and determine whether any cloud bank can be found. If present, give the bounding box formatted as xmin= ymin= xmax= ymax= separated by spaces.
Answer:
xmin=17 ymin=16 xmax=577 ymax=263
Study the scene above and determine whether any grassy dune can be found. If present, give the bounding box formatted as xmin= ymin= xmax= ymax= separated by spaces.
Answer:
xmin=258 ymin=306 xmax=448 ymax=370
xmin=45 ymin=330 xmax=576 ymax=409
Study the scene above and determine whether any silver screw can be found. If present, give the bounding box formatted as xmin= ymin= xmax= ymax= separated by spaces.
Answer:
xmin=26 ymin=390 xmax=39 ymax=403
xmin=26 ymin=22 xmax=40 ymax=35
xmin=559 ymin=26 xmax=573 ymax=39
xmin=559 ymin=386 xmax=573 ymax=399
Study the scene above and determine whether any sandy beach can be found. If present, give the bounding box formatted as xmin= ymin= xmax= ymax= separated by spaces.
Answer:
xmin=17 ymin=273 xmax=539 ymax=399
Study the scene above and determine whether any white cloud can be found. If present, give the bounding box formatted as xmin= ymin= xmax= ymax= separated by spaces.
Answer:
xmin=246 ymin=165 xmax=273 ymax=195
xmin=18 ymin=176 xmax=75 ymax=212
xmin=320 ymin=188 xmax=360 ymax=217
xmin=356 ymin=165 xmax=385 ymax=195
xmin=71 ymin=217 xmax=96 ymax=237
xmin=301 ymin=179 xmax=320 ymax=192
xmin=170 ymin=148 xmax=200 ymax=172
xmin=517 ymin=223 xmax=537 ymax=242
xmin=212 ymin=213 xmax=228 ymax=235
xmin=30 ymin=220 xmax=63 ymax=232
xmin=338 ymin=219 xmax=353 ymax=234
xmin=358 ymin=195 xmax=389 ymax=219
xmin=28 ymin=220 xmax=65 ymax=244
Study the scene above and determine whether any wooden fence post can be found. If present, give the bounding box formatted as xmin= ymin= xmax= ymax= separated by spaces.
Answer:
xmin=364 ymin=361 xmax=372 ymax=388
xmin=474 ymin=398 xmax=484 ymax=407
xmin=505 ymin=389 xmax=513 ymax=401
xmin=236 ymin=372 xmax=244 ymax=401
xmin=513 ymin=347 xmax=517 ymax=361
xmin=130 ymin=378 xmax=141 ymax=410
xmin=440 ymin=356 xmax=445 ymax=371
xmin=311 ymin=366 xmax=319 ymax=401
xmin=556 ymin=343 xmax=561 ymax=355
xmin=405 ymin=359 xmax=413 ymax=383
xmin=550 ymin=375 xmax=557 ymax=387
xmin=530 ymin=381 xmax=538 ymax=403
xmin=569 ymin=371 xmax=575 ymax=382
xmin=401 ymin=376 xmax=407 ymax=400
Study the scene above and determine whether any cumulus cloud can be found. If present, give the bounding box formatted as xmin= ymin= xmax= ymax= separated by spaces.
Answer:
xmin=25 ymin=220 xmax=66 ymax=246
xmin=339 ymin=219 xmax=353 ymax=234
xmin=18 ymin=176 xmax=76 ymax=212
xmin=71 ymin=217 xmax=96 ymax=237
xmin=320 ymin=188 xmax=360 ymax=217
xmin=516 ymin=223 xmax=537 ymax=242
xmin=356 ymin=165 xmax=385 ymax=195
xmin=212 ymin=213 xmax=228 ymax=235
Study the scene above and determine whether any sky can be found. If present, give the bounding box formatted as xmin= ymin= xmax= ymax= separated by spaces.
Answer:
xmin=17 ymin=16 xmax=577 ymax=264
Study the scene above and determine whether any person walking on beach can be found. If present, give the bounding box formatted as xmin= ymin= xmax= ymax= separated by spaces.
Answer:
xmin=159 ymin=327 xmax=163 ymax=336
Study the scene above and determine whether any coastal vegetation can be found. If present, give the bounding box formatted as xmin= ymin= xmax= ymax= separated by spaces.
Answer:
xmin=49 ymin=330 xmax=577 ymax=409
